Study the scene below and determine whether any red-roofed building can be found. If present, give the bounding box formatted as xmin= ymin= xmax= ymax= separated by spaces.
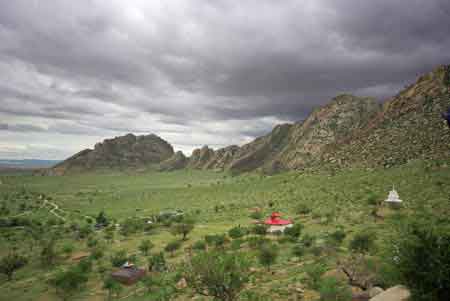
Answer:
xmin=264 ymin=212 xmax=293 ymax=233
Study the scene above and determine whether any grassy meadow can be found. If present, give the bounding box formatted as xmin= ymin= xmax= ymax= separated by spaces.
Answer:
xmin=0 ymin=159 xmax=449 ymax=300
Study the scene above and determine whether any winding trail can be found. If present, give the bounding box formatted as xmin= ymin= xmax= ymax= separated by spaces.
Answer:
xmin=43 ymin=199 xmax=66 ymax=221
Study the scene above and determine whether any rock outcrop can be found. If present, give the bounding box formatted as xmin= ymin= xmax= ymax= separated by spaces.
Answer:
xmin=158 ymin=151 xmax=188 ymax=171
xmin=51 ymin=133 xmax=174 ymax=175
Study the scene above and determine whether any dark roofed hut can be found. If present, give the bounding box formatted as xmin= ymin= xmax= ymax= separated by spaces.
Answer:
xmin=111 ymin=262 xmax=146 ymax=285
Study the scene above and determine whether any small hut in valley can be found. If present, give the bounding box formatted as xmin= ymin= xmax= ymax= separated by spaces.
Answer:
xmin=111 ymin=262 xmax=146 ymax=285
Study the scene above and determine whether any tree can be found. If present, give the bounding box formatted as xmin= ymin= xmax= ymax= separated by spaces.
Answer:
xmin=170 ymin=217 xmax=195 ymax=240
xmin=228 ymin=226 xmax=247 ymax=239
xmin=164 ymin=240 xmax=181 ymax=256
xmin=388 ymin=215 xmax=450 ymax=301
xmin=148 ymin=252 xmax=167 ymax=272
xmin=258 ymin=243 xmax=278 ymax=271
xmin=0 ymin=253 xmax=28 ymax=281
xmin=184 ymin=250 xmax=251 ymax=301
xmin=41 ymin=239 xmax=58 ymax=266
xmin=139 ymin=239 xmax=154 ymax=256
xmin=103 ymin=276 xmax=122 ymax=300
xmin=95 ymin=211 xmax=109 ymax=227
xmin=50 ymin=267 xmax=88 ymax=300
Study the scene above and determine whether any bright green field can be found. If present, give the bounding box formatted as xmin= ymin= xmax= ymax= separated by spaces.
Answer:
xmin=0 ymin=159 xmax=449 ymax=300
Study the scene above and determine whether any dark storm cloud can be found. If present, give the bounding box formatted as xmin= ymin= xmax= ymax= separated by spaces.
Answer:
xmin=0 ymin=0 xmax=449 ymax=158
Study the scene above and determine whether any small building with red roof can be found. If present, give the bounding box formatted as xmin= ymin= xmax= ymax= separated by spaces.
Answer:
xmin=264 ymin=212 xmax=293 ymax=233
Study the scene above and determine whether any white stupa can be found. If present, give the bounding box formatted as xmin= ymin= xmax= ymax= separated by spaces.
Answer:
xmin=385 ymin=185 xmax=402 ymax=204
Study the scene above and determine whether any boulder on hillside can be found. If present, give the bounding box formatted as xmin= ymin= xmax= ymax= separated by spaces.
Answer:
xmin=369 ymin=285 xmax=410 ymax=301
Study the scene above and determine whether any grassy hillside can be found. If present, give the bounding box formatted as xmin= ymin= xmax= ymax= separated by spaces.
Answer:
xmin=0 ymin=159 xmax=449 ymax=300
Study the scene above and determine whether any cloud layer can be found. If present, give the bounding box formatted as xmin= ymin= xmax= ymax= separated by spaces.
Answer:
xmin=1 ymin=0 xmax=449 ymax=159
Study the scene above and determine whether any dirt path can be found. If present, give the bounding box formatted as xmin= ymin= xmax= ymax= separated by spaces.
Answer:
xmin=43 ymin=199 xmax=66 ymax=221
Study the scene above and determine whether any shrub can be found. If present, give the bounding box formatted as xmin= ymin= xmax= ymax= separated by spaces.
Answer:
xmin=247 ymin=236 xmax=270 ymax=249
xmin=184 ymin=250 xmax=251 ymax=301
xmin=141 ymin=274 xmax=176 ymax=300
xmin=110 ymin=250 xmax=128 ymax=267
xmin=192 ymin=240 xmax=206 ymax=251
xmin=388 ymin=215 xmax=450 ymax=301
xmin=249 ymin=211 xmax=263 ymax=220
xmin=148 ymin=252 xmax=167 ymax=272
xmin=62 ymin=243 xmax=74 ymax=257
xmin=329 ymin=228 xmax=346 ymax=245
xmin=300 ymin=234 xmax=315 ymax=247
xmin=319 ymin=277 xmax=352 ymax=301
xmin=258 ymin=243 xmax=278 ymax=271
xmin=50 ymin=267 xmax=88 ymax=300
xmin=139 ymin=239 xmax=154 ymax=256
xmin=228 ymin=226 xmax=247 ymax=239
xmin=231 ymin=239 xmax=243 ymax=250
xmin=0 ymin=253 xmax=28 ymax=281
xmin=295 ymin=203 xmax=312 ymax=215
xmin=205 ymin=234 xmax=227 ymax=248
xmin=90 ymin=246 xmax=104 ymax=260
xmin=304 ymin=262 xmax=327 ymax=289
xmin=164 ymin=240 xmax=181 ymax=255
xmin=292 ymin=244 xmax=306 ymax=257
xmin=103 ymin=276 xmax=122 ymax=300
xmin=284 ymin=223 xmax=303 ymax=240
xmin=170 ymin=217 xmax=195 ymax=240
xmin=350 ymin=232 xmax=376 ymax=254
xmin=251 ymin=224 xmax=268 ymax=236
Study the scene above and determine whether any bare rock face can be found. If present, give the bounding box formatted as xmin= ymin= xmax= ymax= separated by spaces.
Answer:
xmin=369 ymin=285 xmax=410 ymax=301
xmin=187 ymin=146 xmax=215 ymax=169
xmin=50 ymin=133 xmax=174 ymax=174
xmin=158 ymin=151 xmax=188 ymax=171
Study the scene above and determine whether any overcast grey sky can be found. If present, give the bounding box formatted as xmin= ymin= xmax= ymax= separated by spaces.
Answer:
xmin=1 ymin=0 xmax=449 ymax=159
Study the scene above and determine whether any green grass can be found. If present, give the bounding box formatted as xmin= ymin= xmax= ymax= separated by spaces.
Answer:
xmin=0 ymin=159 xmax=449 ymax=300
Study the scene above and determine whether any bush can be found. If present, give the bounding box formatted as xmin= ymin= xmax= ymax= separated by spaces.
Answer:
xmin=231 ymin=239 xmax=243 ymax=250
xmin=350 ymin=232 xmax=376 ymax=254
xmin=258 ymin=243 xmax=278 ymax=271
xmin=228 ymin=226 xmax=247 ymax=239
xmin=300 ymin=234 xmax=315 ymax=247
xmin=50 ymin=267 xmax=88 ymax=300
xmin=0 ymin=253 xmax=28 ymax=281
xmin=184 ymin=250 xmax=251 ymax=301
xmin=192 ymin=240 xmax=206 ymax=251
xmin=164 ymin=240 xmax=181 ymax=255
xmin=284 ymin=223 xmax=303 ymax=240
xmin=247 ymin=236 xmax=270 ymax=249
xmin=170 ymin=217 xmax=195 ymax=240
xmin=292 ymin=244 xmax=306 ymax=257
xmin=148 ymin=252 xmax=167 ymax=272
xmin=110 ymin=250 xmax=128 ymax=267
xmin=139 ymin=239 xmax=154 ymax=255
xmin=304 ymin=262 xmax=327 ymax=289
xmin=329 ymin=228 xmax=346 ymax=245
xmin=319 ymin=277 xmax=352 ymax=301
xmin=205 ymin=234 xmax=227 ymax=248
xmin=388 ymin=216 xmax=450 ymax=301
xmin=295 ymin=203 xmax=312 ymax=215
xmin=249 ymin=211 xmax=263 ymax=220
xmin=251 ymin=224 xmax=268 ymax=236
xmin=141 ymin=274 xmax=176 ymax=300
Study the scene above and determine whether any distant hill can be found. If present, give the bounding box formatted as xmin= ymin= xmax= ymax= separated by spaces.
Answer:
xmin=48 ymin=133 xmax=174 ymax=175
xmin=47 ymin=65 xmax=450 ymax=175
xmin=0 ymin=159 xmax=60 ymax=169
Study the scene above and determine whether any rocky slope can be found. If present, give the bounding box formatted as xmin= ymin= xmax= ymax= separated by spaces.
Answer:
xmin=322 ymin=65 xmax=450 ymax=169
xmin=158 ymin=151 xmax=188 ymax=171
xmin=50 ymin=134 xmax=174 ymax=175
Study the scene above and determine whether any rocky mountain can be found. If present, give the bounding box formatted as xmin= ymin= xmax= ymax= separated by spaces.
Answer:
xmin=322 ymin=65 xmax=450 ymax=169
xmin=50 ymin=134 xmax=174 ymax=175
xmin=185 ymin=65 xmax=449 ymax=173
xmin=47 ymin=65 xmax=450 ymax=175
